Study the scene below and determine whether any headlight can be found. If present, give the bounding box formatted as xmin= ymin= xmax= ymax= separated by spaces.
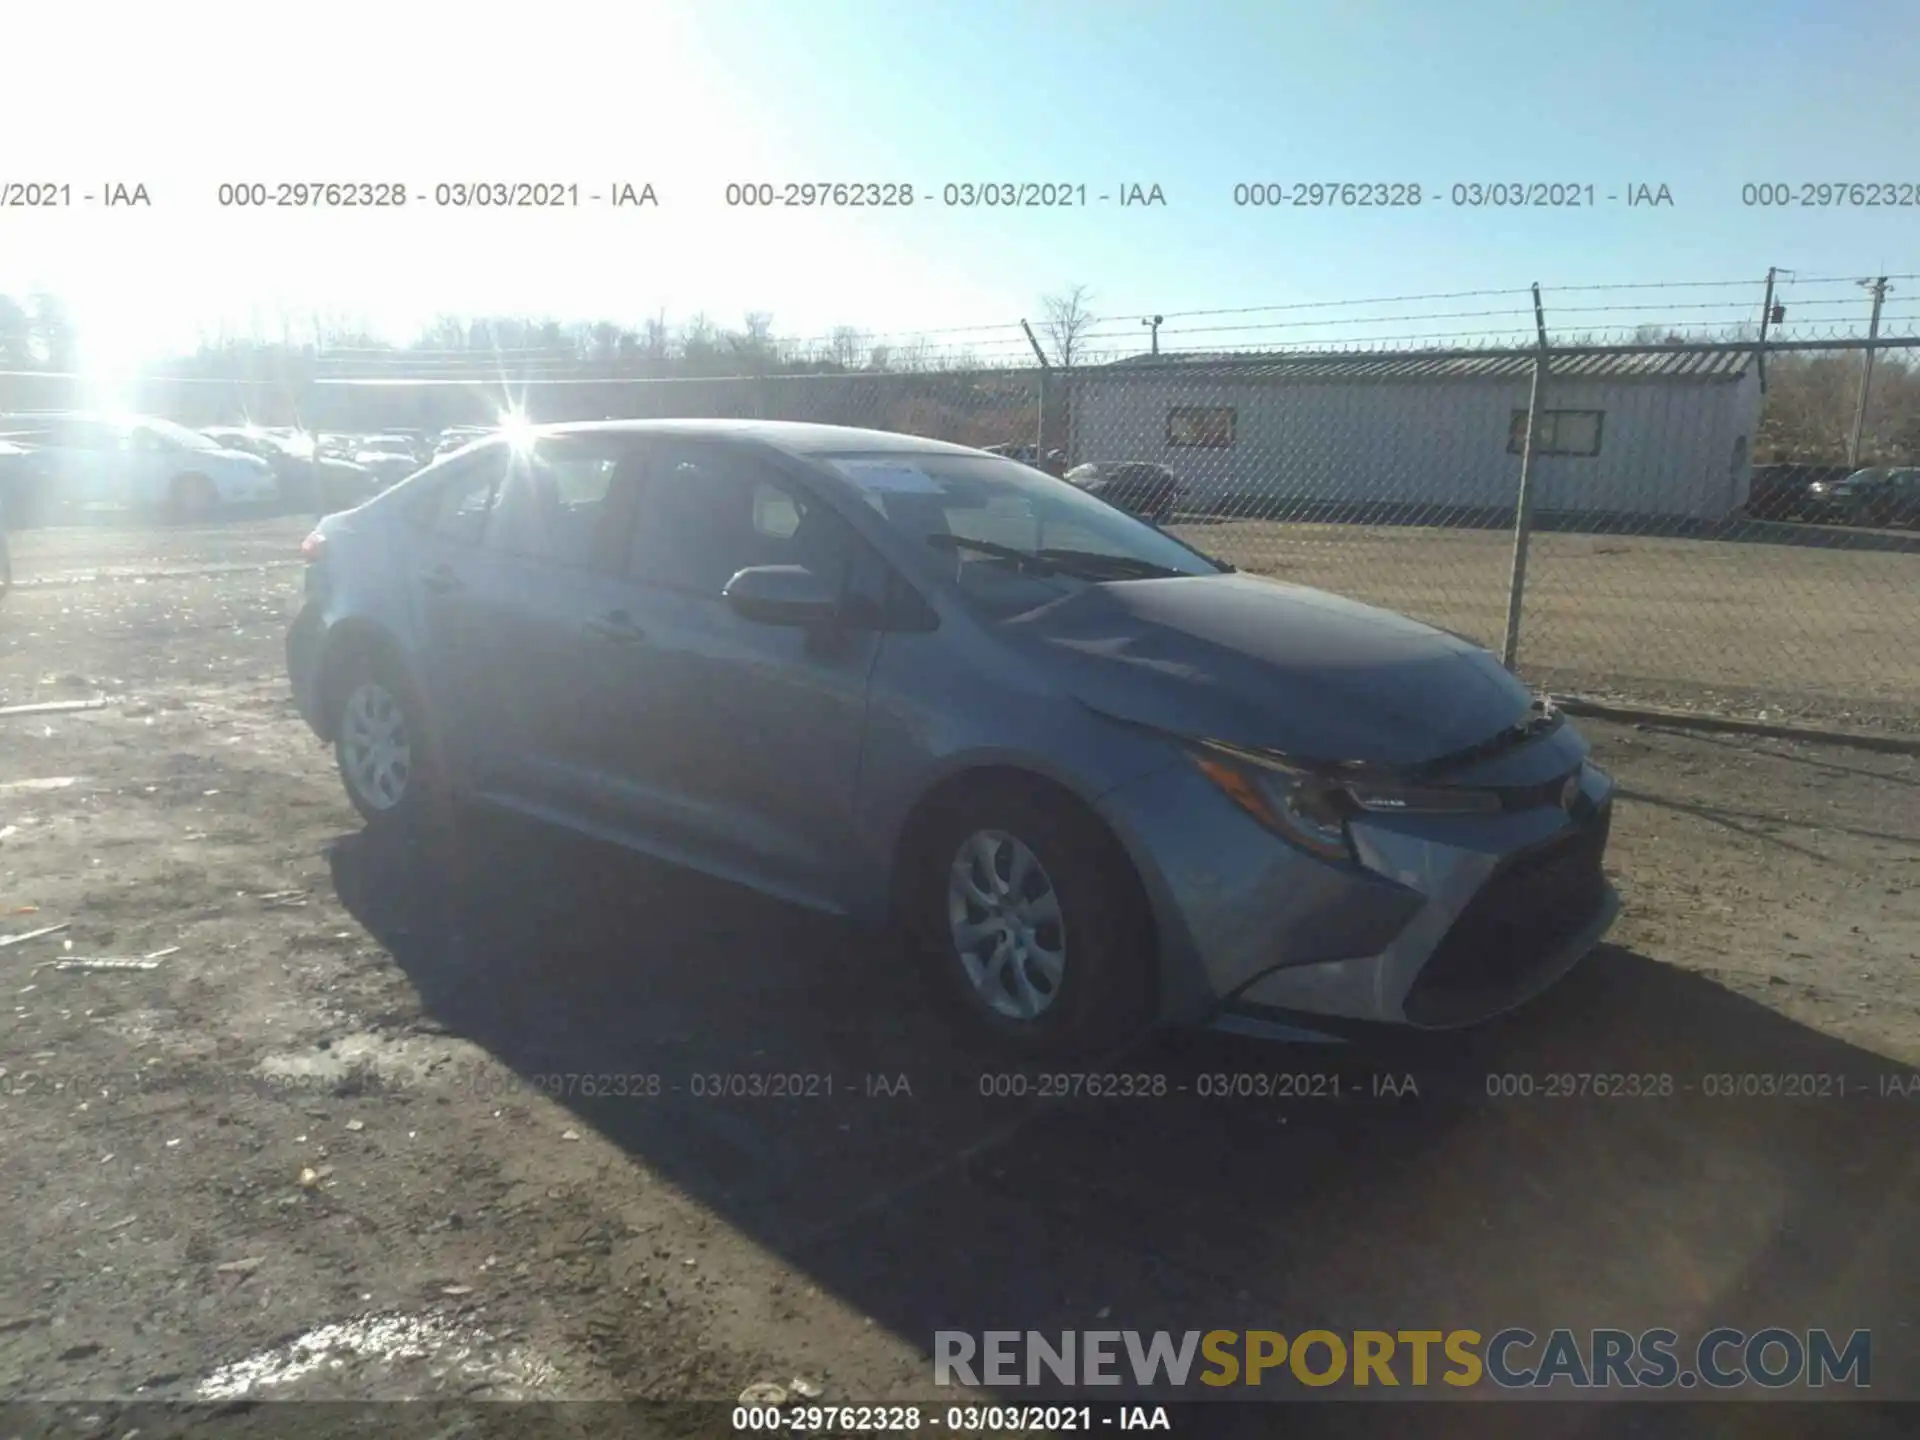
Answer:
xmin=1190 ymin=748 xmax=1357 ymax=862
xmin=1190 ymin=743 xmax=1503 ymax=862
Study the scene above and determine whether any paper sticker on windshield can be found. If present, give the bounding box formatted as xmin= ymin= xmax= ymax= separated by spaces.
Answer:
xmin=833 ymin=459 xmax=944 ymax=494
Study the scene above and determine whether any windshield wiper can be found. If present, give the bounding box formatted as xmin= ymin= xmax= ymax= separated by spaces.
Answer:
xmin=926 ymin=533 xmax=1062 ymax=574
xmin=926 ymin=534 xmax=1188 ymax=581
xmin=1033 ymin=547 xmax=1189 ymax=580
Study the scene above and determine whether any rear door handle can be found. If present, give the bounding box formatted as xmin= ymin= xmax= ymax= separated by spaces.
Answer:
xmin=584 ymin=610 xmax=647 ymax=644
xmin=419 ymin=565 xmax=463 ymax=594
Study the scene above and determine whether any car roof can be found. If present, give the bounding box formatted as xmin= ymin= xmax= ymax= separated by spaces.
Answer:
xmin=524 ymin=418 xmax=990 ymax=460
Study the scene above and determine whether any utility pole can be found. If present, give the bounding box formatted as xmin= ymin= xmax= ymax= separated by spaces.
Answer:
xmin=1756 ymin=266 xmax=1779 ymax=394
xmin=1143 ymin=314 xmax=1163 ymax=356
xmin=1848 ymin=277 xmax=1890 ymax=467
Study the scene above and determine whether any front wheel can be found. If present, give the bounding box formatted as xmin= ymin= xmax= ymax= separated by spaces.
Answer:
xmin=331 ymin=656 xmax=439 ymax=831
xmin=906 ymin=784 xmax=1156 ymax=1060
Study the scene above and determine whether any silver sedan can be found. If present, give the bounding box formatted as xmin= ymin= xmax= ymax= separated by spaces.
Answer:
xmin=286 ymin=420 xmax=1618 ymax=1056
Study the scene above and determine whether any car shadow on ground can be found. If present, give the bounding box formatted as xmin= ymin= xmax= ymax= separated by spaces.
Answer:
xmin=325 ymin=808 xmax=1919 ymax=1428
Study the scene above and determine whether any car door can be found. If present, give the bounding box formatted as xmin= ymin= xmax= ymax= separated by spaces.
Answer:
xmin=571 ymin=440 xmax=884 ymax=910
xmin=127 ymin=425 xmax=189 ymax=509
xmin=448 ymin=432 xmax=653 ymax=813
xmin=406 ymin=444 xmax=515 ymax=779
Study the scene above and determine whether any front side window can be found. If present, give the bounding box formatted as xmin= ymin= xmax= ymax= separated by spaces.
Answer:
xmin=627 ymin=445 xmax=862 ymax=598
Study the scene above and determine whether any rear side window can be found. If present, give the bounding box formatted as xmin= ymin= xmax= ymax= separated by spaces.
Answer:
xmin=419 ymin=446 xmax=509 ymax=544
xmin=485 ymin=436 xmax=646 ymax=573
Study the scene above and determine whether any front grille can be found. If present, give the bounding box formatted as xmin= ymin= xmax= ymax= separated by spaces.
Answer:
xmin=1403 ymin=804 xmax=1611 ymax=1027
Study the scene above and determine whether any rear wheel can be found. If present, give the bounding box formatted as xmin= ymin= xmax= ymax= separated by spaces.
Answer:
xmin=330 ymin=653 xmax=439 ymax=831
xmin=905 ymin=782 xmax=1156 ymax=1059
xmin=168 ymin=472 xmax=219 ymax=523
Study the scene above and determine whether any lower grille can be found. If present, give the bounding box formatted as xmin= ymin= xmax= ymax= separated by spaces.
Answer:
xmin=1402 ymin=805 xmax=1612 ymax=1027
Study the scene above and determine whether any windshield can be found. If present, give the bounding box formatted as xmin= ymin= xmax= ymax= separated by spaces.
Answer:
xmin=130 ymin=417 xmax=220 ymax=451
xmin=821 ymin=450 xmax=1227 ymax=614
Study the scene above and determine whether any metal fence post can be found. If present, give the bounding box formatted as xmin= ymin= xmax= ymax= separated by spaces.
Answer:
xmin=1501 ymin=283 xmax=1550 ymax=671
xmin=1020 ymin=319 xmax=1052 ymax=463
xmin=1848 ymin=276 xmax=1889 ymax=467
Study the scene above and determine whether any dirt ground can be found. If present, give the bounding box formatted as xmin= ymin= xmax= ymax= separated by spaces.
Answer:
xmin=1 ymin=518 xmax=1917 ymax=1432
xmin=1170 ymin=518 xmax=1920 ymax=731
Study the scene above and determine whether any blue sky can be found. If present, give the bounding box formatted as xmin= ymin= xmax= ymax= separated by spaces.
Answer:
xmin=4 ymin=0 xmax=1917 ymax=364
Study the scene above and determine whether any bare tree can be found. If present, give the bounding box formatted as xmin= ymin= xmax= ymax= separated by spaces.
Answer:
xmin=642 ymin=310 xmax=670 ymax=364
xmin=679 ymin=313 xmax=722 ymax=373
xmin=30 ymin=290 xmax=78 ymax=371
xmin=828 ymin=326 xmax=865 ymax=370
xmin=1039 ymin=283 xmax=1096 ymax=369
xmin=419 ymin=314 xmax=467 ymax=350
xmin=0 ymin=294 xmax=34 ymax=366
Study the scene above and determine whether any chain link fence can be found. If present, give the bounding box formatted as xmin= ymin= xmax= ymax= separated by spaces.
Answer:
xmin=1055 ymin=339 xmax=1920 ymax=732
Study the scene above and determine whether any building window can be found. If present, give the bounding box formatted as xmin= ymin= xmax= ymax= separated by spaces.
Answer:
xmin=1507 ymin=409 xmax=1604 ymax=457
xmin=1167 ymin=405 xmax=1236 ymax=449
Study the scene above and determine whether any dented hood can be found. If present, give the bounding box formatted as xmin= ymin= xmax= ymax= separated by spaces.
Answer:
xmin=999 ymin=573 xmax=1537 ymax=766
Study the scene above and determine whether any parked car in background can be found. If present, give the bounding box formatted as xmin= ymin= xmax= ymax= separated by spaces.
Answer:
xmin=202 ymin=426 xmax=383 ymax=512
xmin=352 ymin=435 xmax=427 ymax=489
xmin=1745 ymin=463 xmax=1852 ymax=523
xmin=1809 ymin=466 xmax=1920 ymax=529
xmin=288 ymin=420 xmax=1616 ymax=1059
xmin=986 ymin=444 xmax=1070 ymax=478
xmin=0 ymin=413 xmax=276 ymax=520
xmin=433 ymin=425 xmax=495 ymax=458
xmin=1063 ymin=461 xmax=1186 ymax=525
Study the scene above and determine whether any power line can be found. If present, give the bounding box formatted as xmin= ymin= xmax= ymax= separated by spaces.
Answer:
xmin=1143 ymin=288 xmax=1530 ymax=321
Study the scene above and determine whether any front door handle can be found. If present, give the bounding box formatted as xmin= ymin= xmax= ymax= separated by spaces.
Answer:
xmin=419 ymin=564 xmax=463 ymax=594
xmin=584 ymin=610 xmax=647 ymax=644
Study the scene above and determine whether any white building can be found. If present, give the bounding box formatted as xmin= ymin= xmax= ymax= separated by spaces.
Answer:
xmin=1064 ymin=349 xmax=1763 ymax=522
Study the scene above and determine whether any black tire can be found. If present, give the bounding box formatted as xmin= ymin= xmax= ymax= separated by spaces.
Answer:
xmin=904 ymin=780 xmax=1156 ymax=1060
xmin=168 ymin=472 xmax=219 ymax=524
xmin=328 ymin=649 xmax=441 ymax=833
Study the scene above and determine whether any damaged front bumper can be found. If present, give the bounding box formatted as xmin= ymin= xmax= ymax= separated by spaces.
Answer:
xmin=1094 ymin=709 xmax=1620 ymax=1037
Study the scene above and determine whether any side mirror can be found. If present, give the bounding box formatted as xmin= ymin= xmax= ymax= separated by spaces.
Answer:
xmin=723 ymin=565 xmax=839 ymax=626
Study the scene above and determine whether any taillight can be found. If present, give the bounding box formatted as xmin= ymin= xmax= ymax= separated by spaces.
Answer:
xmin=300 ymin=530 xmax=326 ymax=563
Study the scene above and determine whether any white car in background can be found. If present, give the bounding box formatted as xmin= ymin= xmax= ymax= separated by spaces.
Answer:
xmin=0 ymin=412 xmax=277 ymax=520
xmin=352 ymin=435 xmax=427 ymax=488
